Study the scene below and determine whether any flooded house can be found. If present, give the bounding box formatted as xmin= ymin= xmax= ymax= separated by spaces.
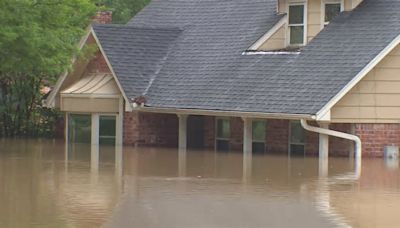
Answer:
xmin=44 ymin=0 xmax=400 ymax=160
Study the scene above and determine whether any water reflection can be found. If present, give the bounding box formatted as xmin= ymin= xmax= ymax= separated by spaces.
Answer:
xmin=0 ymin=139 xmax=399 ymax=228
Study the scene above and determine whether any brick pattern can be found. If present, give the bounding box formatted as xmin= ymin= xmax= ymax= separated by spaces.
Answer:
xmin=230 ymin=117 xmax=243 ymax=151
xmin=123 ymin=112 xmax=139 ymax=145
xmin=86 ymin=50 xmax=111 ymax=74
xmin=92 ymin=11 xmax=112 ymax=24
xmin=122 ymin=111 xmax=399 ymax=157
xmin=355 ymin=123 xmax=400 ymax=157
xmin=330 ymin=124 xmax=353 ymax=156
xmin=137 ymin=113 xmax=178 ymax=147
xmin=266 ymin=120 xmax=289 ymax=154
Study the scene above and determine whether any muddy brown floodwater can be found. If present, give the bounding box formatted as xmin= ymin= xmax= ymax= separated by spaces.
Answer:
xmin=0 ymin=139 xmax=400 ymax=228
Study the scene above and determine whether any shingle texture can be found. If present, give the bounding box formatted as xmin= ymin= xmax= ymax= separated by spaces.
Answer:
xmin=92 ymin=25 xmax=182 ymax=99
xmin=93 ymin=0 xmax=400 ymax=115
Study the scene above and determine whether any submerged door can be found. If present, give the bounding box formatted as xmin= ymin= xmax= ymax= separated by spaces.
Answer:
xmin=99 ymin=115 xmax=116 ymax=145
xmin=187 ymin=115 xmax=205 ymax=149
xmin=68 ymin=114 xmax=91 ymax=144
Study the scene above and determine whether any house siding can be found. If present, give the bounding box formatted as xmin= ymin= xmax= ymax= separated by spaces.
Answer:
xmin=331 ymin=44 xmax=400 ymax=123
xmin=258 ymin=26 xmax=286 ymax=51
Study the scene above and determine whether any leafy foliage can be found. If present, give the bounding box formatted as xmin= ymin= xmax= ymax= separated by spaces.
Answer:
xmin=0 ymin=0 xmax=96 ymax=137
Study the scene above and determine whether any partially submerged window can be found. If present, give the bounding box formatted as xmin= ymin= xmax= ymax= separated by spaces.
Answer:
xmin=216 ymin=118 xmax=230 ymax=151
xmin=324 ymin=1 xmax=342 ymax=26
xmin=289 ymin=121 xmax=305 ymax=156
xmin=99 ymin=115 xmax=116 ymax=145
xmin=252 ymin=120 xmax=266 ymax=154
xmin=68 ymin=114 xmax=91 ymax=144
xmin=288 ymin=4 xmax=305 ymax=46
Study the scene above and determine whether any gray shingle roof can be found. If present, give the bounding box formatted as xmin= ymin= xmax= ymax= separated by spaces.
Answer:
xmin=93 ymin=0 xmax=400 ymax=115
xmin=92 ymin=25 xmax=182 ymax=99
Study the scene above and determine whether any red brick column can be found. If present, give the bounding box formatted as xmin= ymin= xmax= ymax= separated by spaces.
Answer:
xmin=123 ymin=112 xmax=139 ymax=146
xmin=355 ymin=123 xmax=400 ymax=157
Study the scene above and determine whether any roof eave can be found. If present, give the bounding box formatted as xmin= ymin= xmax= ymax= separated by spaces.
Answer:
xmin=132 ymin=106 xmax=315 ymax=120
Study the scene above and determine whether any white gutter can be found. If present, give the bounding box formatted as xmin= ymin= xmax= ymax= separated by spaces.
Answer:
xmin=301 ymin=119 xmax=362 ymax=178
xmin=136 ymin=106 xmax=314 ymax=120
xmin=300 ymin=119 xmax=361 ymax=159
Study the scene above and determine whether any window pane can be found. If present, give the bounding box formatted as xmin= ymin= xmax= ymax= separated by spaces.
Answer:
xmin=325 ymin=3 xmax=341 ymax=23
xmin=217 ymin=119 xmax=230 ymax=139
xmin=290 ymin=144 xmax=305 ymax=156
xmin=99 ymin=116 xmax=116 ymax=145
xmin=290 ymin=121 xmax=305 ymax=144
xmin=289 ymin=5 xmax=304 ymax=24
xmin=290 ymin=26 xmax=304 ymax=45
xmin=68 ymin=114 xmax=91 ymax=144
xmin=252 ymin=121 xmax=265 ymax=142
xmin=252 ymin=142 xmax=265 ymax=154
xmin=216 ymin=139 xmax=230 ymax=151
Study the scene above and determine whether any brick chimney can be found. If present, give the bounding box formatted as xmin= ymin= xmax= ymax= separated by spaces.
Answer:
xmin=92 ymin=11 xmax=112 ymax=24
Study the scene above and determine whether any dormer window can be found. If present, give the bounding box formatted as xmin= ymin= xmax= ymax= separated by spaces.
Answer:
xmin=323 ymin=1 xmax=343 ymax=26
xmin=288 ymin=3 xmax=306 ymax=46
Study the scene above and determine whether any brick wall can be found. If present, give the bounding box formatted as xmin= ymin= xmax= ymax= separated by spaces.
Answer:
xmin=86 ymin=50 xmax=111 ymax=74
xmin=330 ymin=124 xmax=353 ymax=156
xmin=266 ymin=120 xmax=289 ymax=154
xmin=123 ymin=112 xmax=139 ymax=145
xmin=122 ymin=112 xmax=400 ymax=157
xmin=355 ymin=123 xmax=400 ymax=157
xmin=230 ymin=117 xmax=243 ymax=151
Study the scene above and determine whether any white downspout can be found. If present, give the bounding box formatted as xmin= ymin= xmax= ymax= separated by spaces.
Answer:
xmin=300 ymin=119 xmax=362 ymax=177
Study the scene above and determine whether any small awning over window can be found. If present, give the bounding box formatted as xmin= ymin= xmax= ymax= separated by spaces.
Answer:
xmin=60 ymin=73 xmax=121 ymax=113
xmin=61 ymin=73 xmax=120 ymax=96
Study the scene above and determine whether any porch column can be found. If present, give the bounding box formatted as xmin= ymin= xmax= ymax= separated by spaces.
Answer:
xmin=178 ymin=114 xmax=188 ymax=150
xmin=319 ymin=123 xmax=330 ymax=177
xmin=319 ymin=123 xmax=330 ymax=158
xmin=242 ymin=117 xmax=253 ymax=181
xmin=91 ymin=114 xmax=100 ymax=177
xmin=242 ymin=117 xmax=252 ymax=154
xmin=116 ymin=97 xmax=124 ymax=146
xmin=91 ymin=114 xmax=99 ymax=145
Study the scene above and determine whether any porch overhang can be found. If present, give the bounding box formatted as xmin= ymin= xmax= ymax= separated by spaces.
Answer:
xmin=60 ymin=73 xmax=121 ymax=113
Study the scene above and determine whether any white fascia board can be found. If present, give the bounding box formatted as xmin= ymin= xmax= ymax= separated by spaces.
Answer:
xmin=45 ymin=26 xmax=92 ymax=108
xmin=248 ymin=15 xmax=288 ymax=51
xmin=137 ymin=106 xmax=314 ymax=120
xmin=90 ymin=27 xmax=133 ymax=112
xmin=316 ymin=34 xmax=400 ymax=120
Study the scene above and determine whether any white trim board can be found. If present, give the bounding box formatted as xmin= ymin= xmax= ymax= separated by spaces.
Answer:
xmin=316 ymin=34 xmax=400 ymax=121
xmin=138 ymin=106 xmax=314 ymax=120
xmin=248 ymin=15 xmax=288 ymax=50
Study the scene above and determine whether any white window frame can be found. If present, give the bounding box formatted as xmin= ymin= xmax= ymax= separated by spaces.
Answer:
xmin=215 ymin=117 xmax=230 ymax=150
xmin=99 ymin=114 xmax=118 ymax=145
xmin=287 ymin=1 xmax=308 ymax=47
xmin=288 ymin=120 xmax=306 ymax=156
xmin=321 ymin=0 xmax=344 ymax=28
